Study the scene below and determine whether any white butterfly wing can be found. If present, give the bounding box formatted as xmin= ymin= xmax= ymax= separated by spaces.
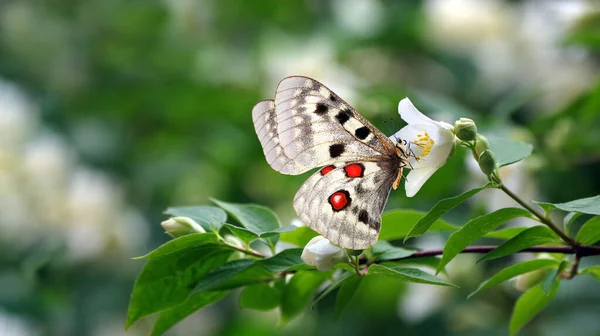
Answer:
xmin=293 ymin=161 xmax=399 ymax=249
xmin=253 ymin=76 xmax=395 ymax=175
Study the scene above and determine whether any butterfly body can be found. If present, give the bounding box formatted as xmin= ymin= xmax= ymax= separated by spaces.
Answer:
xmin=253 ymin=76 xmax=409 ymax=249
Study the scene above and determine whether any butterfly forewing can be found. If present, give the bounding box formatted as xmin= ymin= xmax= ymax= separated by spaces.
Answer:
xmin=293 ymin=161 xmax=398 ymax=249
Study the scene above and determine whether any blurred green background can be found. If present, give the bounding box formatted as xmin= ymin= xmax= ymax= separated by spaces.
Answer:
xmin=2 ymin=0 xmax=600 ymax=335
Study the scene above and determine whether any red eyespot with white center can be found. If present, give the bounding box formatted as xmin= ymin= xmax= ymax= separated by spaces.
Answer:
xmin=320 ymin=165 xmax=335 ymax=175
xmin=328 ymin=190 xmax=351 ymax=211
xmin=344 ymin=163 xmax=364 ymax=178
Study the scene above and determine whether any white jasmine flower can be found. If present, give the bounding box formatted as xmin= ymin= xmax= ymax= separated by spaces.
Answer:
xmin=301 ymin=236 xmax=347 ymax=271
xmin=161 ymin=216 xmax=206 ymax=238
xmin=393 ymin=98 xmax=455 ymax=197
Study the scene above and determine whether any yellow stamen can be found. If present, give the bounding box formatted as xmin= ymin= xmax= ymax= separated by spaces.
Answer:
xmin=414 ymin=132 xmax=435 ymax=159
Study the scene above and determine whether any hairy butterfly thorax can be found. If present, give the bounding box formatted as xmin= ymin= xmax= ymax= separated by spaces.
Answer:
xmin=252 ymin=76 xmax=410 ymax=250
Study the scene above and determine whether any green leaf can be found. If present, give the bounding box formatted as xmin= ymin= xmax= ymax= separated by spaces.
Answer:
xmin=541 ymin=261 xmax=567 ymax=294
xmin=335 ymin=275 xmax=363 ymax=319
xmin=222 ymin=224 xmax=258 ymax=245
xmin=371 ymin=241 xmax=415 ymax=261
xmin=403 ymin=184 xmax=492 ymax=241
xmin=563 ymin=212 xmax=583 ymax=235
xmin=488 ymin=138 xmax=533 ymax=167
xmin=134 ymin=233 xmax=218 ymax=259
xmin=532 ymin=201 xmax=556 ymax=216
xmin=258 ymin=248 xmax=304 ymax=273
xmin=509 ymin=282 xmax=560 ymax=336
xmin=380 ymin=257 xmax=442 ymax=272
xmin=151 ymin=291 xmax=228 ymax=336
xmin=210 ymin=265 xmax=273 ymax=290
xmin=380 ymin=210 xmax=458 ymax=242
xmin=437 ymin=208 xmax=532 ymax=274
xmin=281 ymin=271 xmax=327 ymax=323
xmin=553 ymin=195 xmax=600 ymax=215
xmin=240 ymin=283 xmax=280 ymax=311
xmin=126 ymin=246 xmax=232 ymax=328
xmin=212 ymin=199 xmax=281 ymax=234
xmin=164 ymin=206 xmax=227 ymax=231
xmin=468 ymin=259 xmax=560 ymax=299
xmin=367 ymin=264 xmax=458 ymax=287
xmin=580 ymin=265 xmax=600 ymax=280
xmin=576 ymin=216 xmax=600 ymax=245
xmin=312 ymin=272 xmax=353 ymax=308
xmin=485 ymin=227 xmax=528 ymax=240
xmin=260 ymin=225 xmax=298 ymax=237
xmin=279 ymin=226 xmax=318 ymax=247
xmin=478 ymin=226 xmax=560 ymax=263
xmin=192 ymin=259 xmax=255 ymax=293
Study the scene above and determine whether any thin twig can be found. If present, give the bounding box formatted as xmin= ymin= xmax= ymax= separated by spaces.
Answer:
xmin=224 ymin=243 xmax=266 ymax=258
xmin=492 ymin=176 xmax=579 ymax=247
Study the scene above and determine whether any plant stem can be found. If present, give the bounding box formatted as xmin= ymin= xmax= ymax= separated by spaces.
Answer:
xmin=359 ymin=245 xmax=600 ymax=265
xmin=492 ymin=176 xmax=578 ymax=247
xmin=224 ymin=243 xmax=266 ymax=258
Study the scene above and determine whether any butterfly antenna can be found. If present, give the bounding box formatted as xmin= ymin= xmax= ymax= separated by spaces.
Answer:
xmin=382 ymin=120 xmax=393 ymax=135
xmin=389 ymin=117 xmax=396 ymax=131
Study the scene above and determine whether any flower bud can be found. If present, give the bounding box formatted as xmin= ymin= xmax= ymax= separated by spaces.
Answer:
xmin=454 ymin=118 xmax=477 ymax=141
xmin=474 ymin=134 xmax=490 ymax=155
xmin=478 ymin=150 xmax=497 ymax=176
xmin=301 ymin=236 xmax=347 ymax=271
xmin=161 ymin=216 xmax=206 ymax=238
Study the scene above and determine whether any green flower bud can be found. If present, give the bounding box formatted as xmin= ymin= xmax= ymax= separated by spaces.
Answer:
xmin=478 ymin=150 xmax=497 ymax=176
xmin=161 ymin=216 xmax=206 ymax=238
xmin=454 ymin=118 xmax=477 ymax=141
xmin=475 ymin=134 xmax=490 ymax=155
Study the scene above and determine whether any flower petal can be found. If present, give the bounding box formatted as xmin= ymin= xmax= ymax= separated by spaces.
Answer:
xmin=404 ymin=167 xmax=438 ymax=197
xmin=398 ymin=98 xmax=434 ymax=125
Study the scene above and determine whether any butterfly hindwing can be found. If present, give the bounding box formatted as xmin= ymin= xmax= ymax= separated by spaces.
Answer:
xmin=293 ymin=161 xmax=399 ymax=249
xmin=253 ymin=76 xmax=396 ymax=175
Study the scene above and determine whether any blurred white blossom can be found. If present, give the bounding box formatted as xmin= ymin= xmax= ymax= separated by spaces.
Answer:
xmin=0 ymin=79 xmax=148 ymax=261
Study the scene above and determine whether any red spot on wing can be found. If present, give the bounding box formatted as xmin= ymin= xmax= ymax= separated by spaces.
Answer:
xmin=320 ymin=165 xmax=335 ymax=175
xmin=344 ymin=163 xmax=365 ymax=178
xmin=329 ymin=190 xmax=351 ymax=211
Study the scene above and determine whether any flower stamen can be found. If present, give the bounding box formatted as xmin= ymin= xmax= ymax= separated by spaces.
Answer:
xmin=413 ymin=132 xmax=435 ymax=159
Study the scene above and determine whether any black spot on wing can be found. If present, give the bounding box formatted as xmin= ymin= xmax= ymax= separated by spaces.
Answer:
xmin=370 ymin=220 xmax=381 ymax=231
xmin=329 ymin=94 xmax=337 ymax=102
xmin=358 ymin=210 xmax=369 ymax=224
xmin=335 ymin=109 xmax=352 ymax=125
xmin=329 ymin=144 xmax=345 ymax=158
xmin=315 ymin=103 xmax=329 ymax=115
xmin=355 ymin=126 xmax=371 ymax=140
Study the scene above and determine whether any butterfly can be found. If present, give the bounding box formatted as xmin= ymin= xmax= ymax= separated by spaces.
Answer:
xmin=252 ymin=76 xmax=410 ymax=250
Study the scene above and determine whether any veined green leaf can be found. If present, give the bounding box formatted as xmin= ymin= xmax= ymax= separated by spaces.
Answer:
xmin=281 ymin=271 xmax=328 ymax=323
xmin=371 ymin=241 xmax=415 ymax=261
xmin=335 ymin=275 xmax=363 ymax=319
xmin=509 ymin=282 xmax=560 ymax=336
xmin=134 ymin=233 xmax=218 ymax=259
xmin=312 ymin=272 xmax=353 ymax=308
xmin=478 ymin=226 xmax=560 ymax=263
xmin=126 ymin=246 xmax=231 ymax=328
xmin=240 ymin=283 xmax=280 ymax=311
xmin=485 ymin=227 xmax=528 ymax=240
xmin=192 ymin=259 xmax=255 ymax=293
xmin=368 ymin=264 xmax=457 ymax=287
xmin=212 ymin=199 xmax=281 ymax=234
xmin=164 ymin=206 xmax=226 ymax=231
xmin=554 ymin=195 xmax=600 ymax=215
xmin=576 ymin=216 xmax=600 ymax=245
xmin=468 ymin=259 xmax=560 ymax=299
xmin=258 ymin=248 xmax=304 ymax=273
xmin=532 ymin=201 xmax=556 ymax=217
xmin=279 ymin=226 xmax=319 ymax=247
xmin=380 ymin=210 xmax=458 ymax=242
xmin=488 ymin=138 xmax=533 ymax=167
xmin=437 ymin=208 xmax=532 ymax=274
xmin=563 ymin=212 xmax=583 ymax=236
xmin=541 ymin=261 xmax=567 ymax=294
xmin=151 ymin=291 xmax=228 ymax=336
xmin=580 ymin=266 xmax=600 ymax=280
xmin=403 ymin=184 xmax=492 ymax=241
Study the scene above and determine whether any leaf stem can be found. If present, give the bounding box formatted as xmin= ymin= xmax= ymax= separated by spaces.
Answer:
xmin=223 ymin=243 xmax=266 ymax=258
xmin=492 ymin=176 xmax=578 ymax=247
